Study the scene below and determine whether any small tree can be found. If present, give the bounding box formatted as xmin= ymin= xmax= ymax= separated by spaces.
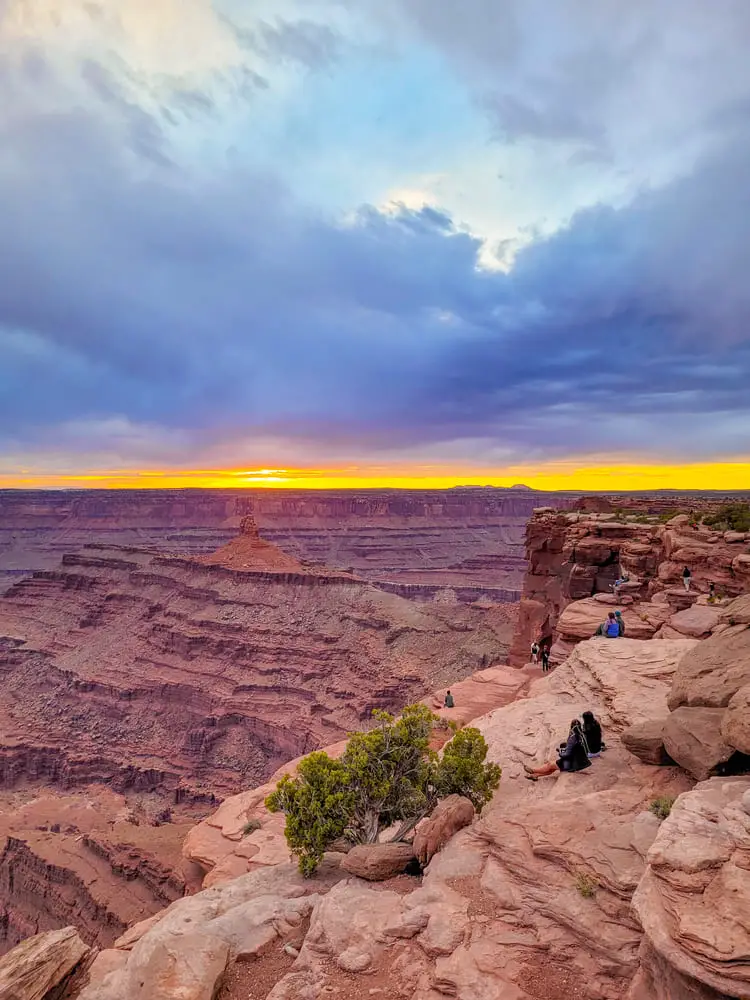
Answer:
xmin=266 ymin=752 xmax=353 ymax=876
xmin=266 ymin=704 xmax=501 ymax=875
xmin=435 ymin=726 xmax=502 ymax=810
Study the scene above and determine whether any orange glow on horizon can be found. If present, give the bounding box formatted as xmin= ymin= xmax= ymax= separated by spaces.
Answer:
xmin=1 ymin=461 xmax=749 ymax=492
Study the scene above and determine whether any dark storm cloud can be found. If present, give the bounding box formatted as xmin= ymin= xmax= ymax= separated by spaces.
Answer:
xmin=1 ymin=10 xmax=750 ymax=465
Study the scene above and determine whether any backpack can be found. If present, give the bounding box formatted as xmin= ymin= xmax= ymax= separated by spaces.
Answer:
xmin=606 ymin=620 xmax=620 ymax=638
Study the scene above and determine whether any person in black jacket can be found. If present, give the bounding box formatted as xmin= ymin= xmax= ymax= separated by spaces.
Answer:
xmin=523 ymin=720 xmax=591 ymax=780
xmin=582 ymin=710 xmax=605 ymax=757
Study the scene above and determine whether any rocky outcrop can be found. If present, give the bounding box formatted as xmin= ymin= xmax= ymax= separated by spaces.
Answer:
xmin=87 ymin=636 xmax=694 ymax=1000
xmin=621 ymin=605 xmax=750 ymax=782
xmin=77 ymin=859 xmax=347 ymax=1000
xmin=340 ymin=843 xmax=415 ymax=881
xmin=0 ymin=925 xmax=90 ymax=999
xmin=668 ymin=621 xmax=750 ymax=709
xmin=510 ymin=507 xmax=750 ymax=665
xmin=632 ymin=777 xmax=750 ymax=999
xmin=412 ymin=795 xmax=475 ymax=865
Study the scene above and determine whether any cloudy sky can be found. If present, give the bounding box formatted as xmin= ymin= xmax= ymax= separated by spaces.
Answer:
xmin=2 ymin=0 xmax=750 ymax=488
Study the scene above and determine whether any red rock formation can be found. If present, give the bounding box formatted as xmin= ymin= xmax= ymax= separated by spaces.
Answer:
xmin=0 ymin=486 xmax=574 ymax=599
xmin=0 ymin=788 xmax=192 ymax=954
xmin=0 ymin=528 xmax=517 ymax=953
xmin=510 ymin=507 xmax=750 ymax=665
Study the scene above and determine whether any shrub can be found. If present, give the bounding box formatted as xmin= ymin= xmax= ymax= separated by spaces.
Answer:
xmin=266 ymin=704 xmax=501 ymax=876
xmin=574 ymin=872 xmax=598 ymax=898
xmin=242 ymin=818 xmax=262 ymax=836
xmin=649 ymin=795 xmax=676 ymax=821
xmin=703 ymin=503 xmax=750 ymax=533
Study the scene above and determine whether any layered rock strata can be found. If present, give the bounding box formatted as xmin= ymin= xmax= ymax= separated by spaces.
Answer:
xmin=510 ymin=509 xmax=750 ymax=665
xmin=0 ymin=486 xmax=573 ymax=599
xmin=0 ymin=531 xmax=515 ymax=953
xmin=0 ymin=541 xmax=514 ymax=803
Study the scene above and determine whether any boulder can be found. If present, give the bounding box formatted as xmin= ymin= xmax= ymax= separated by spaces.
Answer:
xmin=720 ymin=594 xmax=750 ymax=625
xmin=661 ymin=605 xmax=721 ymax=639
xmin=722 ymin=683 xmax=750 ymax=755
xmin=78 ymin=860 xmax=346 ymax=1000
xmin=632 ymin=777 xmax=750 ymax=998
xmin=622 ymin=719 xmax=672 ymax=766
xmin=732 ymin=553 xmax=750 ymax=580
xmin=724 ymin=531 xmax=747 ymax=543
xmin=668 ymin=626 xmax=750 ymax=709
xmin=662 ymin=707 xmax=733 ymax=781
xmin=413 ymin=795 xmax=475 ymax=865
xmin=556 ymin=598 xmax=660 ymax=642
xmin=662 ymin=587 xmax=699 ymax=611
xmin=340 ymin=842 xmax=415 ymax=881
xmin=0 ymin=926 xmax=90 ymax=1000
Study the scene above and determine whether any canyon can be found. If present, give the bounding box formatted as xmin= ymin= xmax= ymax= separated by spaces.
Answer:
xmin=24 ymin=612 xmax=749 ymax=1000
xmin=0 ymin=486 xmax=567 ymax=601
xmin=0 ymin=489 xmax=749 ymax=999
xmin=0 ymin=513 xmax=516 ymax=953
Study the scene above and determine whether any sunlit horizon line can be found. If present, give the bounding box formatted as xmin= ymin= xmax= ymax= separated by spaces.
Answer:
xmin=1 ymin=461 xmax=750 ymax=493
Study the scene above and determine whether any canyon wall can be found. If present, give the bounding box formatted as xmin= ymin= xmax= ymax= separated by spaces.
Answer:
xmin=0 ymin=486 xmax=573 ymax=599
xmin=0 ymin=523 xmax=517 ymax=952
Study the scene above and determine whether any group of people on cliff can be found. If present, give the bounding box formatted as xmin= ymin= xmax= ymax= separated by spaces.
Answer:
xmin=524 ymin=711 xmax=605 ymax=780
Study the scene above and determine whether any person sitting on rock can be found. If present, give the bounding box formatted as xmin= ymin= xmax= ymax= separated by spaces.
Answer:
xmin=614 ymin=610 xmax=625 ymax=636
xmin=682 ymin=566 xmax=692 ymax=592
xmin=523 ymin=719 xmax=591 ymax=780
xmin=582 ymin=710 xmax=606 ymax=757
xmin=444 ymin=690 xmax=454 ymax=709
xmin=530 ymin=641 xmax=540 ymax=664
xmin=595 ymin=612 xmax=621 ymax=638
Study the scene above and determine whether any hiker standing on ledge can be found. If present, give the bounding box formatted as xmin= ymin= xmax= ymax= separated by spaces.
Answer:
xmin=683 ymin=566 xmax=692 ymax=592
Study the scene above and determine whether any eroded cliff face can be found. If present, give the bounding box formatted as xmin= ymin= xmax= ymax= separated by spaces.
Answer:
xmin=0 ymin=525 xmax=518 ymax=956
xmin=510 ymin=509 xmax=750 ymax=665
xmin=0 ymin=486 xmax=572 ymax=599
xmin=0 ymin=543 xmax=515 ymax=801
xmin=0 ymin=788 xmax=190 ymax=954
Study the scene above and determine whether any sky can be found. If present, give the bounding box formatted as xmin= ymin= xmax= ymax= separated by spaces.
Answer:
xmin=2 ymin=0 xmax=750 ymax=490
